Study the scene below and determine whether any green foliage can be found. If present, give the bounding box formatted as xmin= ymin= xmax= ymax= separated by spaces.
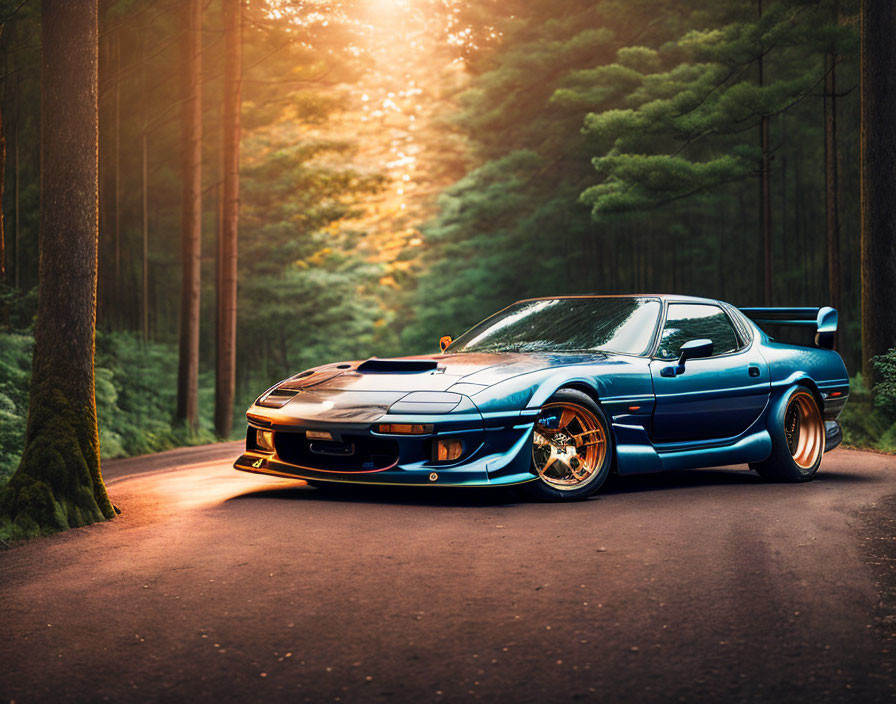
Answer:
xmin=407 ymin=149 xmax=591 ymax=349
xmin=871 ymin=349 xmax=896 ymax=419
xmin=0 ymin=331 xmax=218 ymax=489
xmin=583 ymin=154 xmax=748 ymax=213
xmin=839 ymin=374 xmax=896 ymax=454
xmin=237 ymin=113 xmax=391 ymax=391
xmin=94 ymin=332 xmax=217 ymax=455
xmin=403 ymin=0 xmax=743 ymax=351
xmin=402 ymin=0 xmax=866 ymax=377
xmin=0 ymin=334 xmax=33 ymax=484
xmin=578 ymin=1 xmax=858 ymax=215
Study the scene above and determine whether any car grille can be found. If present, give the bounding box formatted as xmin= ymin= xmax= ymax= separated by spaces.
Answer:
xmin=273 ymin=431 xmax=400 ymax=472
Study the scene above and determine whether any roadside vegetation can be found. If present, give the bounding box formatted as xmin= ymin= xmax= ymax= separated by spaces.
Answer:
xmin=840 ymin=350 xmax=896 ymax=453
xmin=0 ymin=330 xmax=217 ymax=486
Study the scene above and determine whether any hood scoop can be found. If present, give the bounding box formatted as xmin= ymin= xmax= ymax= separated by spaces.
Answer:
xmin=280 ymin=369 xmax=347 ymax=391
xmin=356 ymin=358 xmax=439 ymax=374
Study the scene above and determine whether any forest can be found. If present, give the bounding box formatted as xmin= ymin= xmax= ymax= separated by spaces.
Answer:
xmin=0 ymin=0 xmax=894 ymax=530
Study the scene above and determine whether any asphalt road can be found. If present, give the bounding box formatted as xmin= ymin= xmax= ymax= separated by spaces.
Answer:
xmin=1 ymin=444 xmax=895 ymax=703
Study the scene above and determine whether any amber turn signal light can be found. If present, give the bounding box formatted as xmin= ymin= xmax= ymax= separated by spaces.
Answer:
xmin=377 ymin=423 xmax=434 ymax=435
xmin=434 ymin=438 xmax=463 ymax=462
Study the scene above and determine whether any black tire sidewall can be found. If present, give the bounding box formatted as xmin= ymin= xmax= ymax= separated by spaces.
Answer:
xmin=755 ymin=385 xmax=823 ymax=482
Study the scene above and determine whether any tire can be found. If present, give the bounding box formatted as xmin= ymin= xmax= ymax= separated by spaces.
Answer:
xmin=519 ymin=388 xmax=614 ymax=501
xmin=750 ymin=386 xmax=824 ymax=482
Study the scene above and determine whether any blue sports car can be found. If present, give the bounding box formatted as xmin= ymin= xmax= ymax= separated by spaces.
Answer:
xmin=235 ymin=295 xmax=848 ymax=500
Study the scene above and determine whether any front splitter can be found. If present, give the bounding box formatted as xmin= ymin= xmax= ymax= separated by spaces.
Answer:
xmin=233 ymin=452 xmax=537 ymax=487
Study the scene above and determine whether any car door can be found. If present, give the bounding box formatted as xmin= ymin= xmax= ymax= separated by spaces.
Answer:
xmin=649 ymin=302 xmax=770 ymax=443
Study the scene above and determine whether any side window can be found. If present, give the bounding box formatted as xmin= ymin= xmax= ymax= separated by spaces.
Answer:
xmin=657 ymin=304 xmax=741 ymax=360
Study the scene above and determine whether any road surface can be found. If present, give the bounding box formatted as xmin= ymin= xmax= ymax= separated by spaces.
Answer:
xmin=1 ymin=444 xmax=895 ymax=703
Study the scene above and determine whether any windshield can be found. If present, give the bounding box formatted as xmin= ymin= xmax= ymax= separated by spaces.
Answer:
xmin=448 ymin=297 xmax=661 ymax=355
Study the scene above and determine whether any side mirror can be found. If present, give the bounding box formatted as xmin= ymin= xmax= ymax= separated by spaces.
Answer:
xmin=439 ymin=335 xmax=453 ymax=353
xmin=678 ymin=338 xmax=713 ymax=365
xmin=661 ymin=338 xmax=713 ymax=377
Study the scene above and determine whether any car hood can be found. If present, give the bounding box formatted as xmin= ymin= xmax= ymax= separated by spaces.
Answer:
xmin=277 ymin=351 xmax=614 ymax=395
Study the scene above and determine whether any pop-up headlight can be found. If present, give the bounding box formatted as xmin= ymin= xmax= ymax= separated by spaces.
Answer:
xmin=388 ymin=392 xmax=463 ymax=414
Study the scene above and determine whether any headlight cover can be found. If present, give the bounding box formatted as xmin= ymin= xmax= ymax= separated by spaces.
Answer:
xmin=389 ymin=392 xmax=463 ymax=414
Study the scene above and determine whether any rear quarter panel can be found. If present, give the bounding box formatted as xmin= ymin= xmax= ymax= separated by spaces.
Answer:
xmin=758 ymin=337 xmax=849 ymax=420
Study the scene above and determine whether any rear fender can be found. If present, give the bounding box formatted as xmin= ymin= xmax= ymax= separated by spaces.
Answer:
xmin=771 ymin=372 xmax=823 ymax=412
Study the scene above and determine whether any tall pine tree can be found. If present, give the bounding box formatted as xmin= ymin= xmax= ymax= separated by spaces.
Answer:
xmin=1 ymin=0 xmax=115 ymax=534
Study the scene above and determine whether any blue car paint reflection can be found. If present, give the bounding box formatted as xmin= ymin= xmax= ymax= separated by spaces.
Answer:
xmin=235 ymin=295 xmax=848 ymax=487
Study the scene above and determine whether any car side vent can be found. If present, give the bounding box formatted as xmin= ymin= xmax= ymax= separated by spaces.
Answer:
xmin=356 ymin=358 xmax=439 ymax=373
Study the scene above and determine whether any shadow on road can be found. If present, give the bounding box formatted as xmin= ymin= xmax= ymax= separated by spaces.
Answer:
xmin=225 ymin=464 xmax=880 ymax=508
xmin=603 ymin=466 xmax=878 ymax=495
xmin=226 ymin=482 xmax=522 ymax=508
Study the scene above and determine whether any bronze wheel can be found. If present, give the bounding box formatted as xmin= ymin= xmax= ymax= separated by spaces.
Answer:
xmin=532 ymin=400 xmax=608 ymax=492
xmin=784 ymin=390 xmax=824 ymax=469
xmin=751 ymin=386 xmax=825 ymax=483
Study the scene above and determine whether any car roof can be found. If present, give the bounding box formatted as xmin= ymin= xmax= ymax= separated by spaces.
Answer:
xmin=514 ymin=294 xmax=722 ymax=305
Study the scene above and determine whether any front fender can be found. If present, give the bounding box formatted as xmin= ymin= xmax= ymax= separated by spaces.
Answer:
xmin=470 ymin=367 xmax=605 ymax=418
xmin=526 ymin=371 xmax=604 ymax=409
xmin=470 ymin=369 xmax=566 ymax=419
xmin=471 ymin=359 xmax=654 ymax=425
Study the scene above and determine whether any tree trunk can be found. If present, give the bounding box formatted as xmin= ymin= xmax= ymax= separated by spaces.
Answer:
xmin=13 ymin=100 xmax=19 ymax=291
xmin=824 ymin=50 xmax=841 ymax=321
xmin=176 ymin=0 xmax=203 ymax=431
xmin=215 ymin=177 xmax=222 ymax=401
xmin=113 ymin=27 xmax=121 ymax=328
xmin=142 ymin=128 xmax=149 ymax=343
xmin=758 ymin=0 xmax=772 ymax=305
xmin=860 ymin=0 xmax=896 ymax=384
xmin=97 ymin=30 xmax=109 ymax=329
xmin=780 ymin=114 xmax=788 ymax=298
xmin=1 ymin=0 xmax=115 ymax=535
xmin=0 ymin=98 xmax=6 ymax=301
xmin=215 ymin=0 xmax=242 ymax=439
xmin=141 ymin=32 xmax=149 ymax=343
xmin=794 ymin=143 xmax=805 ymax=300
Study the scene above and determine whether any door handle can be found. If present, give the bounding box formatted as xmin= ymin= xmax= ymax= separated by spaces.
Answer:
xmin=748 ymin=366 xmax=760 ymax=377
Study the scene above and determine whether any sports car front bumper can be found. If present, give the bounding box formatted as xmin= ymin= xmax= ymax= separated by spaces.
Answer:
xmin=234 ymin=408 xmax=539 ymax=487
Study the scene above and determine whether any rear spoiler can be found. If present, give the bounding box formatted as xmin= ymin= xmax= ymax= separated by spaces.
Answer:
xmin=738 ymin=306 xmax=837 ymax=350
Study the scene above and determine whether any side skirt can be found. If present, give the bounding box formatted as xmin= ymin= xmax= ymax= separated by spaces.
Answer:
xmin=612 ymin=423 xmax=772 ymax=475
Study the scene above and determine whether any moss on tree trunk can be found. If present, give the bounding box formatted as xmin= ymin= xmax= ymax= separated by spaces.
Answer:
xmin=0 ymin=0 xmax=114 ymax=537
xmin=3 ymin=383 xmax=113 ymax=533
